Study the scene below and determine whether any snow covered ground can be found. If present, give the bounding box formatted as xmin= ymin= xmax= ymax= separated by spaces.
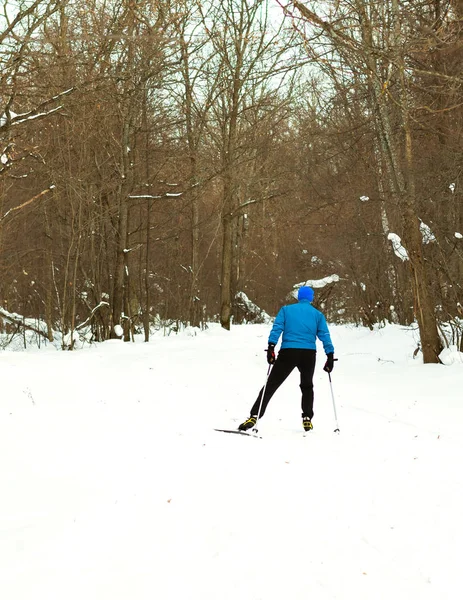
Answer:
xmin=1 ymin=322 xmax=463 ymax=600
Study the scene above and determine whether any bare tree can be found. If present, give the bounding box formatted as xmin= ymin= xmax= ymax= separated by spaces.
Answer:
xmin=284 ymin=0 xmax=455 ymax=362
xmin=196 ymin=0 xmax=298 ymax=329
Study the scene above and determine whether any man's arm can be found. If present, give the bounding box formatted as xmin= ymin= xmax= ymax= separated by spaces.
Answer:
xmin=317 ymin=313 xmax=334 ymax=354
xmin=268 ymin=307 xmax=285 ymax=345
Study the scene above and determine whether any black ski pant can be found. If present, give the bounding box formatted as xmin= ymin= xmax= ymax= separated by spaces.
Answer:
xmin=250 ymin=348 xmax=317 ymax=420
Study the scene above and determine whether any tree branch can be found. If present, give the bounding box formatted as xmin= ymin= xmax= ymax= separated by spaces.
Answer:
xmin=0 ymin=185 xmax=55 ymax=222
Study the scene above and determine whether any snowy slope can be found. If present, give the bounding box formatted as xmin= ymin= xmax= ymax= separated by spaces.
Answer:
xmin=1 ymin=323 xmax=462 ymax=600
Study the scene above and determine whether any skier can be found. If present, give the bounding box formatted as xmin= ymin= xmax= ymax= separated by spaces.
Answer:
xmin=238 ymin=286 xmax=335 ymax=432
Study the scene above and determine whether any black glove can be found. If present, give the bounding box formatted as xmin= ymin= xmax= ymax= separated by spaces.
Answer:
xmin=266 ymin=343 xmax=276 ymax=365
xmin=323 ymin=353 xmax=334 ymax=373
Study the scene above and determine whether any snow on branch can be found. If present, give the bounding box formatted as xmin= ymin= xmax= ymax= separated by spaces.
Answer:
xmin=5 ymin=106 xmax=63 ymax=128
xmin=75 ymin=301 xmax=110 ymax=331
xmin=291 ymin=275 xmax=340 ymax=299
xmin=296 ymin=275 xmax=340 ymax=289
xmin=0 ymin=307 xmax=51 ymax=339
xmin=388 ymin=233 xmax=409 ymax=261
xmin=235 ymin=292 xmax=272 ymax=324
xmin=0 ymin=185 xmax=55 ymax=222
xmin=128 ymin=192 xmax=182 ymax=200
xmin=0 ymin=88 xmax=75 ymax=133
xmin=420 ymin=221 xmax=436 ymax=244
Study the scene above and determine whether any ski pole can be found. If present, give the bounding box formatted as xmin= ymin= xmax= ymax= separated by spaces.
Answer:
xmin=328 ymin=361 xmax=340 ymax=433
xmin=252 ymin=363 xmax=272 ymax=433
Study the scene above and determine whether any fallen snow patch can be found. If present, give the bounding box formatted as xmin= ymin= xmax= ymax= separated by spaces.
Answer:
xmin=439 ymin=345 xmax=463 ymax=365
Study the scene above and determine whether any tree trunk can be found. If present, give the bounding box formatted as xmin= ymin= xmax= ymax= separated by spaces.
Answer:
xmin=178 ymin=23 xmax=201 ymax=328
xmin=400 ymin=114 xmax=442 ymax=362
xmin=112 ymin=102 xmax=135 ymax=338
xmin=112 ymin=167 xmax=129 ymax=337
xmin=220 ymin=211 xmax=234 ymax=330
xmin=393 ymin=2 xmax=442 ymax=361
xmin=364 ymin=0 xmax=441 ymax=361
xmin=143 ymin=199 xmax=151 ymax=342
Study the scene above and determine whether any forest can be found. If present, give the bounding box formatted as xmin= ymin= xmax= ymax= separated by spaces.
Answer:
xmin=0 ymin=0 xmax=462 ymax=360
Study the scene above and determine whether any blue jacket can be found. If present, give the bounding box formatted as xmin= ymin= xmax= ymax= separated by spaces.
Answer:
xmin=268 ymin=299 xmax=334 ymax=354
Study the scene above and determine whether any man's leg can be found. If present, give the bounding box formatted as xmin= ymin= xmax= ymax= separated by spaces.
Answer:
xmin=298 ymin=350 xmax=317 ymax=419
xmin=250 ymin=350 xmax=295 ymax=418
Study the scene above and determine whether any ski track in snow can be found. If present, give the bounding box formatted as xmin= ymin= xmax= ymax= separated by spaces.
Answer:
xmin=0 ymin=323 xmax=462 ymax=600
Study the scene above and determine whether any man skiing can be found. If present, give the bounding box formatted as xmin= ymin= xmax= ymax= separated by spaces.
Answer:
xmin=238 ymin=286 xmax=335 ymax=433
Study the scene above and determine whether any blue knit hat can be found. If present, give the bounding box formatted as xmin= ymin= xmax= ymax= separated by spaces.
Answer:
xmin=297 ymin=286 xmax=314 ymax=302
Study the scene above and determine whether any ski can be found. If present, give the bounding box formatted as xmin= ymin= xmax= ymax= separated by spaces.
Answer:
xmin=214 ymin=428 xmax=261 ymax=438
